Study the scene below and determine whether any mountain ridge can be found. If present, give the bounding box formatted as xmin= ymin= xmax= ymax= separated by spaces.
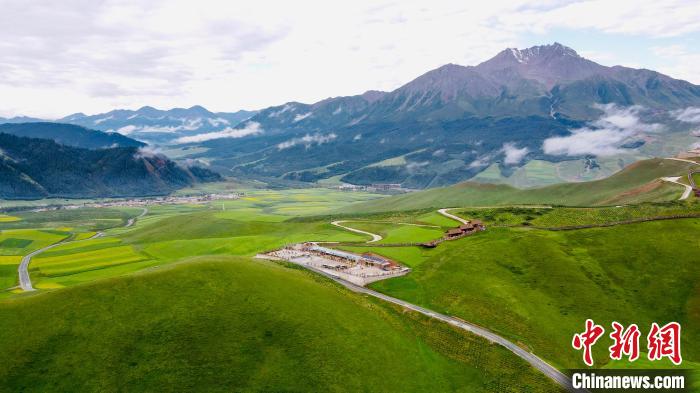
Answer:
xmin=0 ymin=133 xmax=221 ymax=199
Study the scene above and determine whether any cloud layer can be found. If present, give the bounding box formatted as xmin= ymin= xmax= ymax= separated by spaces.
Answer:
xmin=174 ymin=122 xmax=262 ymax=144
xmin=502 ymin=142 xmax=529 ymax=165
xmin=543 ymin=104 xmax=661 ymax=157
xmin=672 ymin=107 xmax=700 ymax=123
xmin=277 ymin=133 xmax=337 ymax=150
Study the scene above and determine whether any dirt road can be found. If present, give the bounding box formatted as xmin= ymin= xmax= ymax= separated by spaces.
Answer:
xmin=437 ymin=208 xmax=469 ymax=225
xmin=331 ymin=220 xmax=382 ymax=243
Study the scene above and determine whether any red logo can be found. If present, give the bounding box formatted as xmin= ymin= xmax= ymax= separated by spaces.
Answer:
xmin=573 ymin=320 xmax=682 ymax=366
xmin=648 ymin=322 xmax=682 ymax=365
xmin=572 ymin=319 xmax=605 ymax=366
xmin=609 ymin=322 xmax=640 ymax=362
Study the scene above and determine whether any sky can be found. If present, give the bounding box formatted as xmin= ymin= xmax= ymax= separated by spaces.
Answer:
xmin=2 ymin=0 xmax=700 ymax=119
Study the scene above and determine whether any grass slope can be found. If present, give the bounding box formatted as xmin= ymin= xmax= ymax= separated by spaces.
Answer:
xmin=348 ymin=159 xmax=695 ymax=213
xmin=366 ymin=219 xmax=700 ymax=370
xmin=0 ymin=257 xmax=558 ymax=392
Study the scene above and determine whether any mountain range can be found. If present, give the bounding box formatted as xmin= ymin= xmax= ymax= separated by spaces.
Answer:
xmin=4 ymin=43 xmax=700 ymax=189
xmin=0 ymin=106 xmax=257 ymax=146
xmin=0 ymin=133 xmax=221 ymax=199
xmin=0 ymin=122 xmax=145 ymax=150
xmin=180 ymin=43 xmax=700 ymax=188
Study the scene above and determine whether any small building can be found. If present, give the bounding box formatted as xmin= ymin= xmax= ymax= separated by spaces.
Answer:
xmin=361 ymin=253 xmax=395 ymax=270
xmin=446 ymin=228 xmax=463 ymax=238
xmin=459 ymin=223 xmax=474 ymax=232
xmin=470 ymin=219 xmax=484 ymax=229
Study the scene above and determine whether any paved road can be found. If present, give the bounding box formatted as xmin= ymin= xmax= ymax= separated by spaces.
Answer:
xmin=281 ymin=258 xmax=579 ymax=392
xmin=331 ymin=220 xmax=382 ymax=243
xmin=125 ymin=207 xmax=149 ymax=227
xmin=661 ymin=177 xmax=693 ymax=200
xmin=18 ymin=207 xmax=148 ymax=292
xmin=665 ymin=157 xmax=700 ymax=165
xmin=437 ymin=208 xmax=470 ymax=225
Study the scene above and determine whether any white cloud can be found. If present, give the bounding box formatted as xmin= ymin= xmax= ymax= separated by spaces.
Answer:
xmin=406 ymin=161 xmax=429 ymax=173
xmin=293 ymin=112 xmax=312 ymax=122
xmin=277 ymin=133 xmax=337 ymax=150
xmin=116 ymin=125 xmax=139 ymax=135
xmin=468 ymin=156 xmax=492 ymax=168
xmin=501 ymin=142 xmax=529 ymax=164
xmin=174 ymin=121 xmax=262 ymax=144
xmin=207 ymin=117 xmax=230 ymax=127
xmin=133 ymin=145 xmax=163 ymax=159
xmin=672 ymin=107 xmax=700 ymax=123
xmin=543 ymin=104 xmax=660 ymax=156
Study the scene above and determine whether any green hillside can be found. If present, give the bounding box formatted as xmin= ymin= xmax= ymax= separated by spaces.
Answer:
xmin=0 ymin=257 xmax=557 ymax=392
xmin=347 ymin=158 xmax=696 ymax=213
xmin=358 ymin=218 xmax=700 ymax=371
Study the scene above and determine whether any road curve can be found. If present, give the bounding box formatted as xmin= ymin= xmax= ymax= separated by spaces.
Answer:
xmin=282 ymin=259 xmax=578 ymax=392
xmin=125 ymin=207 xmax=149 ymax=227
xmin=437 ymin=208 xmax=469 ymax=225
xmin=331 ymin=220 xmax=382 ymax=243
xmin=661 ymin=177 xmax=693 ymax=200
xmin=18 ymin=207 xmax=149 ymax=292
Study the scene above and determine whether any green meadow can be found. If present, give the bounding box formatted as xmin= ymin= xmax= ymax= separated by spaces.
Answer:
xmin=364 ymin=218 xmax=700 ymax=371
xmin=0 ymin=257 xmax=558 ymax=392
xmin=347 ymin=158 xmax=695 ymax=213
xmin=2 ymin=182 xmax=699 ymax=391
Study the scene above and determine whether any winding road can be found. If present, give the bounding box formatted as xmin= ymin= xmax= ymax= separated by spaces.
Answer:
xmin=437 ymin=208 xmax=470 ymax=225
xmin=661 ymin=177 xmax=693 ymax=200
xmin=331 ymin=220 xmax=382 ymax=243
xmin=320 ymin=208 xmax=582 ymax=390
xmin=17 ymin=207 xmax=148 ymax=292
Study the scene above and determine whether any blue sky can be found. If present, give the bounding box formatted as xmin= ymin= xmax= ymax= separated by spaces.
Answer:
xmin=1 ymin=0 xmax=699 ymax=118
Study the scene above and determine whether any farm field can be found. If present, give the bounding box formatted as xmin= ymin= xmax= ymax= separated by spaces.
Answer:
xmin=0 ymin=257 xmax=558 ymax=392
xmin=0 ymin=208 xmax=140 ymax=231
xmin=1 ymin=189 xmax=380 ymax=295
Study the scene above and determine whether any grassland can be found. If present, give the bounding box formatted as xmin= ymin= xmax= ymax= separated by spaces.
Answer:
xmin=450 ymin=201 xmax=700 ymax=228
xmin=0 ymin=257 xmax=558 ymax=392
xmin=0 ymin=208 xmax=139 ymax=231
xmin=2 ymin=183 xmax=698 ymax=391
xmin=338 ymin=221 xmax=445 ymax=244
xmin=364 ymin=219 xmax=700 ymax=371
xmin=348 ymin=158 xmax=695 ymax=213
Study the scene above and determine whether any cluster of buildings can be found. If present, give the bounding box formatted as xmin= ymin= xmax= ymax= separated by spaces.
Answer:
xmin=335 ymin=183 xmax=407 ymax=193
xmin=302 ymin=244 xmax=398 ymax=271
xmin=30 ymin=193 xmax=243 ymax=212
xmin=445 ymin=219 xmax=485 ymax=239
xmin=264 ymin=243 xmax=410 ymax=286
xmin=421 ymin=219 xmax=486 ymax=247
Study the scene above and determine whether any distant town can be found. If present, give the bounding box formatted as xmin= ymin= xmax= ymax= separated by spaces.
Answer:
xmin=30 ymin=193 xmax=243 ymax=212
